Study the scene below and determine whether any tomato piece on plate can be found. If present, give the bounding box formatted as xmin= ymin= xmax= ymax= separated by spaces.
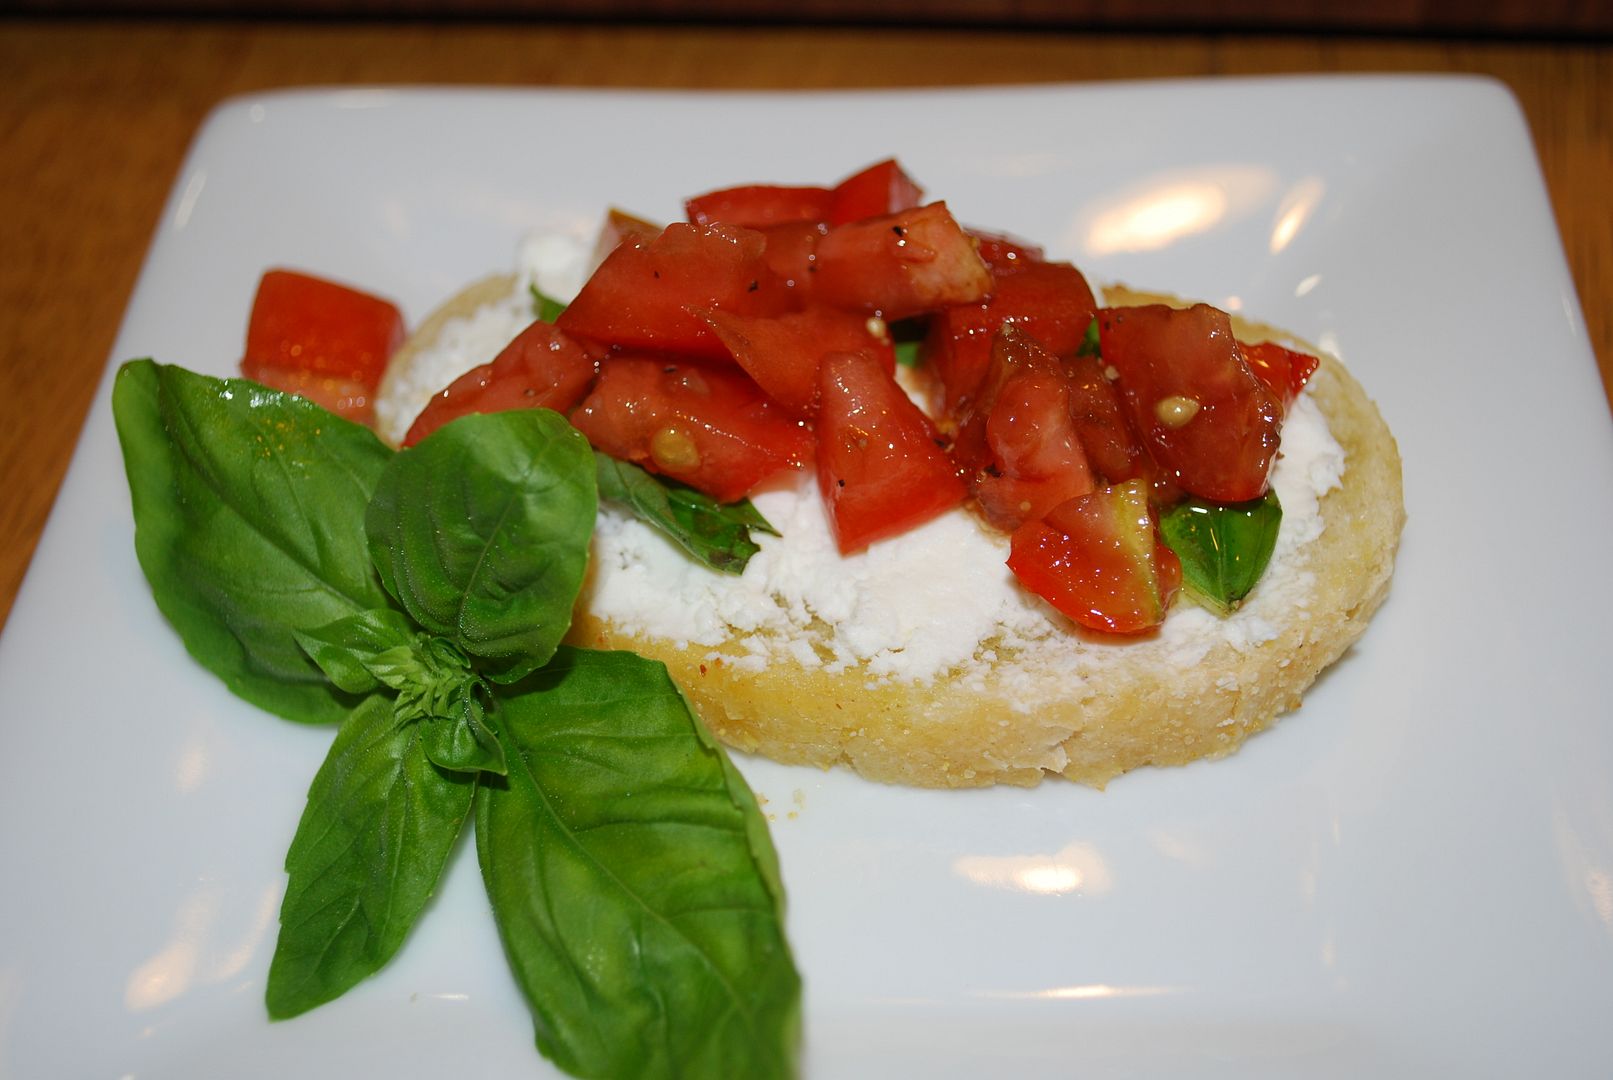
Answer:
xmin=1097 ymin=304 xmax=1283 ymax=503
xmin=402 ymin=320 xmax=597 ymax=447
xmin=1062 ymin=353 xmax=1144 ymax=483
xmin=926 ymin=260 xmax=1098 ymax=413
xmin=1241 ymin=340 xmax=1320 ymax=405
xmin=1007 ymin=479 xmax=1182 ymax=635
xmin=816 ymin=350 xmax=966 ymax=553
xmin=827 ymin=158 xmax=925 ymax=225
xmin=240 ymin=269 xmax=405 ymax=423
xmin=571 ymin=357 xmax=811 ymax=503
xmin=814 ymin=203 xmax=994 ymax=322
xmin=557 ymin=222 xmax=793 ymax=359
xmin=685 ymin=184 xmax=834 ymax=228
xmin=698 ymin=304 xmax=894 ymax=416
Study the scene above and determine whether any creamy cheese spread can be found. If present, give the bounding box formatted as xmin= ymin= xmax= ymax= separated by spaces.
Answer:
xmin=377 ymin=233 xmax=1346 ymax=688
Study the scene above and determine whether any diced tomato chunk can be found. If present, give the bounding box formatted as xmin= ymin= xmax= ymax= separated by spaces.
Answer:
xmin=590 ymin=208 xmax=662 ymax=270
xmin=927 ymin=260 xmax=1098 ymax=413
xmin=685 ymin=184 xmax=834 ymax=228
xmin=698 ymin=304 xmax=894 ymax=416
xmin=814 ymin=203 xmax=993 ymax=322
xmin=756 ymin=220 xmax=828 ymax=300
xmin=1241 ymin=340 xmax=1320 ymax=405
xmin=402 ymin=320 xmax=596 ymax=447
xmin=570 ymin=357 xmax=810 ymax=503
xmin=966 ymin=229 xmax=1045 ymax=275
xmin=557 ymin=223 xmax=794 ymax=359
xmin=240 ymin=269 xmax=405 ymax=423
xmin=1097 ymin=304 xmax=1283 ymax=503
xmin=827 ymin=159 xmax=925 ymax=225
xmin=816 ymin=351 xmax=966 ymax=553
xmin=1007 ymin=480 xmax=1181 ymax=635
xmin=1062 ymin=353 xmax=1144 ymax=483
xmin=949 ymin=326 xmax=1096 ymax=532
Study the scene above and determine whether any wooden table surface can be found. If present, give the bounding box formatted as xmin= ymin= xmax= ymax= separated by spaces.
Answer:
xmin=2 ymin=19 xmax=1609 ymax=633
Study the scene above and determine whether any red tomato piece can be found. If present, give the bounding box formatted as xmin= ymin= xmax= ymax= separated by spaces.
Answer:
xmin=557 ymin=223 xmax=793 ymax=360
xmin=240 ymin=269 xmax=405 ymax=423
xmin=697 ymin=304 xmax=894 ymax=416
xmin=813 ymin=203 xmax=994 ymax=322
xmin=589 ymin=208 xmax=662 ymax=270
xmin=402 ymin=320 xmax=596 ymax=447
xmin=1241 ymin=340 xmax=1320 ymax=406
xmin=570 ymin=357 xmax=811 ymax=503
xmin=949 ymin=326 xmax=1095 ymax=532
xmin=1097 ymin=304 xmax=1283 ymax=503
xmin=1007 ymin=480 xmax=1182 ymax=635
xmin=685 ymin=184 xmax=834 ymax=228
xmin=1062 ymin=353 xmax=1144 ymax=483
xmin=926 ymin=260 xmax=1098 ymax=413
xmin=816 ymin=351 xmax=966 ymax=553
xmin=756 ymin=219 xmax=828 ymax=299
xmin=967 ymin=229 xmax=1046 ymax=275
xmin=827 ymin=159 xmax=925 ymax=225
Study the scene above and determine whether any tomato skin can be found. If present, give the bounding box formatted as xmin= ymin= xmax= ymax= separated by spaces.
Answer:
xmin=1097 ymin=304 xmax=1283 ymax=504
xmin=557 ymin=222 xmax=793 ymax=360
xmin=685 ymin=184 xmax=834 ymax=228
xmin=1007 ymin=480 xmax=1181 ymax=635
xmin=1241 ymin=340 xmax=1320 ymax=405
xmin=697 ymin=304 xmax=893 ymax=416
xmin=402 ymin=320 xmax=596 ymax=447
xmin=927 ymin=260 xmax=1098 ymax=413
xmin=756 ymin=219 xmax=827 ymax=299
xmin=570 ymin=357 xmax=811 ymax=503
xmin=240 ymin=269 xmax=404 ymax=422
xmin=827 ymin=159 xmax=925 ymax=225
xmin=813 ymin=202 xmax=994 ymax=322
xmin=816 ymin=350 xmax=966 ymax=553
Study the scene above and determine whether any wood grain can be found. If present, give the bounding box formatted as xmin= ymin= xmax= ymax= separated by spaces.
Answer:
xmin=1 ymin=20 xmax=1609 ymax=633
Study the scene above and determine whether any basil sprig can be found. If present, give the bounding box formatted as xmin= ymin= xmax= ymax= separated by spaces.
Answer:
xmin=1161 ymin=489 xmax=1283 ymax=616
xmin=112 ymin=360 xmax=801 ymax=1079
xmin=596 ymin=453 xmax=778 ymax=574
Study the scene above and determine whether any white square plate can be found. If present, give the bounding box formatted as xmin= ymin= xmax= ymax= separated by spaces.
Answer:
xmin=2 ymin=80 xmax=1611 ymax=1078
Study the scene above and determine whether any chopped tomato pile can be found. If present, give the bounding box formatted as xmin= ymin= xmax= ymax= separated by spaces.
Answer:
xmin=244 ymin=158 xmax=1318 ymax=636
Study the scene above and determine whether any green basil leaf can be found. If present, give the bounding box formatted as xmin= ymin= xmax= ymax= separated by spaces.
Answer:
xmin=365 ymin=410 xmax=596 ymax=684
xmin=1160 ymin=489 xmax=1283 ymax=617
xmin=419 ymin=683 xmax=508 ymax=776
xmin=266 ymin=695 xmax=475 ymax=1019
xmin=295 ymin=608 xmax=420 ymax=694
xmin=595 ymin=452 xmax=778 ymax=575
xmin=476 ymin=647 xmax=800 ymax=1080
xmin=112 ymin=361 xmax=394 ymax=724
xmin=529 ymin=283 xmax=566 ymax=323
xmin=892 ymin=339 xmax=922 ymax=368
xmin=1077 ymin=316 xmax=1101 ymax=358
